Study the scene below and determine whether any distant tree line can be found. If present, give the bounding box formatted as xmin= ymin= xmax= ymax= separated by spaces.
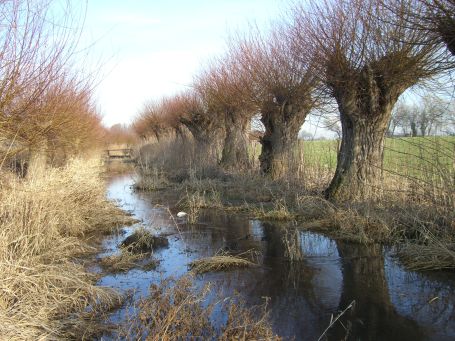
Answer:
xmin=389 ymin=95 xmax=455 ymax=136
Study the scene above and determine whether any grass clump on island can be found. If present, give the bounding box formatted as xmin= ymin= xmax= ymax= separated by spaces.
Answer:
xmin=0 ymin=158 xmax=133 ymax=340
xmin=99 ymin=228 xmax=167 ymax=273
xmin=99 ymin=251 xmax=158 ymax=273
xmin=189 ymin=251 xmax=258 ymax=274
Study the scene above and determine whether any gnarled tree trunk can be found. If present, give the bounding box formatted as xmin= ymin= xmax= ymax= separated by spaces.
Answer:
xmin=326 ymin=109 xmax=390 ymax=201
xmin=326 ymin=65 xmax=405 ymax=201
xmin=182 ymin=121 xmax=220 ymax=166
xmin=259 ymin=101 xmax=308 ymax=179
xmin=220 ymin=114 xmax=250 ymax=170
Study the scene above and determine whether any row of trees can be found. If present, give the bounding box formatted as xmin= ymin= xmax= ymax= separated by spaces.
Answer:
xmin=0 ymin=0 xmax=105 ymax=176
xmin=320 ymin=93 xmax=455 ymax=139
xmin=134 ymin=0 xmax=454 ymax=201
xmin=389 ymin=95 xmax=455 ymax=136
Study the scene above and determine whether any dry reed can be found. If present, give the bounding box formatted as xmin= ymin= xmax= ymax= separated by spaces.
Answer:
xmin=398 ymin=243 xmax=455 ymax=271
xmin=118 ymin=275 xmax=280 ymax=340
xmin=0 ymin=158 xmax=129 ymax=340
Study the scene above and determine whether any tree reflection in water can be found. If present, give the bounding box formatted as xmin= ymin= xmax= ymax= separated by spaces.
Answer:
xmin=328 ymin=241 xmax=423 ymax=341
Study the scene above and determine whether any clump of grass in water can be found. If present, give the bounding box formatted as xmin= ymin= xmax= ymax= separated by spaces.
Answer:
xmin=253 ymin=198 xmax=296 ymax=221
xmin=180 ymin=186 xmax=224 ymax=225
xmin=397 ymin=225 xmax=455 ymax=271
xmin=134 ymin=166 xmax=169 ymax=191
xmin=120 ymin=227 xmax=169 ymax=253
xmin=99 ymin=250 xmax=158 ymax=273
xmin=0 ymin=158 xmax=129 ymax=340
xmin=188 ymin=250 xmax=258 ymax=274
xmin=118 ymin=275 xmax=281 ymax=340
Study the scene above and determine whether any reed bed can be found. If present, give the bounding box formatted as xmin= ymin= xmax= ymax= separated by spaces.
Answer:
xmin=0 ymin=158 xmax=129 ymax=340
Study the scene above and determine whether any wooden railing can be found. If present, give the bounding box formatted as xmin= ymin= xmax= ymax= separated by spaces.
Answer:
xmin=105 ymin=148 xmax=134 ymax=159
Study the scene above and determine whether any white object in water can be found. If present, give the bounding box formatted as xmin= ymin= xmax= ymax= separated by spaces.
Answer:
xmin=177 ymin=211 xmax=188 ymax=218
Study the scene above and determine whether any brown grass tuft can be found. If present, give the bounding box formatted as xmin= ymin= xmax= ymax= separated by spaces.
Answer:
xmin=189 ymin=251 xmax=258 ymax=274
xmin=398 ymin=243 xmax=455 ymax=271
xmin=120 ymin=228 xmax=169 ymax=253
xmin=99 ymin=251 xmax=158 ymax=273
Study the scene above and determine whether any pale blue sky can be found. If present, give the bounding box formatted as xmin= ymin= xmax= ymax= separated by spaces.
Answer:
xmin=80 ymin=0 xmax=286 ymax=127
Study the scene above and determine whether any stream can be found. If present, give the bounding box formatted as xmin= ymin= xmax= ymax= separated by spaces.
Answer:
xmin=97 ymin=174 xmax=455 ymax=340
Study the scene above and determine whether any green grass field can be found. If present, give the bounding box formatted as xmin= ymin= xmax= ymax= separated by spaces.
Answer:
xmin=299 ymin=136 xmax=455 ymax=180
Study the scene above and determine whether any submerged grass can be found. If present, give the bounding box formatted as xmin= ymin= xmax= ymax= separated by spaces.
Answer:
xmin=0 ymin=158 xmax=131 ymax=340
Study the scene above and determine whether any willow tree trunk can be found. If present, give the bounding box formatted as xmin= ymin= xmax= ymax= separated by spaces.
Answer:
xmin=259 ymin=102 xmax=308 ymax=179
xmin=220 ymin=115 xmax=250 ymax=170
xmin=27 ymin=140 xmax=48 ymax=178
xmin=325 ymin=65 xmax=405 ymax=201
xmin=326 ymin=111 xmax=390 ymax=201
xmin=185 ymin=126 xmax=219 ymax=166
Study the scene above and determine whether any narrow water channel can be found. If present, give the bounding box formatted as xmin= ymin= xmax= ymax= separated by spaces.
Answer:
xmin=98 ymin=174 xmax=455 ymax=340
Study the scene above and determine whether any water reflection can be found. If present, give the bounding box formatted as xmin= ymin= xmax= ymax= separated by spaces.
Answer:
xmin=329 ymin=242 xmax=423 ymax=340
xmin=99 ymin=175 xmax=455 ymax=340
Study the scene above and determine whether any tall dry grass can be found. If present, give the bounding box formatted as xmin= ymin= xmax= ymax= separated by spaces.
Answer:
xmin=0 ymin=158 xmax=129 ymax=340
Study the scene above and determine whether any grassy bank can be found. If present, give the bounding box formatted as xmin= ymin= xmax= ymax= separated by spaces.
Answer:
xmin=0 ymin=158 xmax=133 ymax=340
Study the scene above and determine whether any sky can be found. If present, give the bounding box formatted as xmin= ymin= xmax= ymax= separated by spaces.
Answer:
xmin=79 ymin=0 xmax=286 ymax=128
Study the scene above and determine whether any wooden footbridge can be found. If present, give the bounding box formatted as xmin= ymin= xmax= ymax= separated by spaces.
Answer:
xmin=105 ymin=148 xmax=134 ymax=161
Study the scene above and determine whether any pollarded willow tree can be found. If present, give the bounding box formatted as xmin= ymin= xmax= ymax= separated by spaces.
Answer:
xmin=291 ymin=0 xmax=452 ymax=200
xmin=195 ymin=59 xmax=256 ymax=169
xmin=134 ymin=99 xmax=172 ymax=141
xmin=171 ymin=91 xmax=222 ymax=163
xmin=231 ymin=26 xmax=320 ymax=179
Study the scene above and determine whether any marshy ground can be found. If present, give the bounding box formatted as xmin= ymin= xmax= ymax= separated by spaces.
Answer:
xmin=93 ymin=173 xmax=455 ymax=340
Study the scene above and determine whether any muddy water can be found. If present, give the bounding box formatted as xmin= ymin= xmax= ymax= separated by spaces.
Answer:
xmin=98 ymin=174 xmax=455 ymax=340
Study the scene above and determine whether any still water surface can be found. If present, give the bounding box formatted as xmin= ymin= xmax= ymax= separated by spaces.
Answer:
xmin=98 ymin=174 xmax=455 ymax=340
